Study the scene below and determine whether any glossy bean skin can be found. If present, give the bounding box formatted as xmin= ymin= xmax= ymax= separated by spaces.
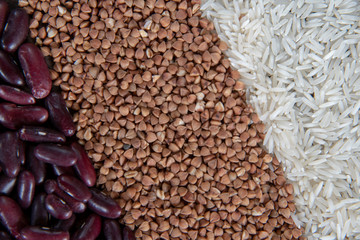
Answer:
xmin=27 ymin=146 xmax=46 ymax=185
xmin=30 ymin=193 xmax=49 ymax=226
xmin=103 ymin=220 xmax=122 ymax=240
xmin=53 ymin=214 xmax=76 ymax=232
xmin=0 ymin=131 xmax=23 ymax=177
xmin=34 ymin=144 xmax=77 ymax=167
xmin=0 ymin=85 xmax=35 ymax=105
xmin=19 ymin=126 xmax=66 ymax=143
xmin=20 ymin=226 xmax=70 ymax=240
xmin=1 ymin=8 xmax=28 ymax=53
xmin=122 ymin=226 xmax=136 ymax=240
xmin=71 ymin=214 xmax=101 ymax=240
xmin=0 ymin=47 xmax=25 ymax=87
xmin=45 ymin=194 xmax=72 ymax=220
xmin=87 ymin=189 xmax=122 ymax=219
xmin=44 ymin=179 xmax=59 ymax=194
xmin=0 ymin=196 xmax=27 ymax=239
xmin=0 ymin=174 xmax=16 ymax=194
xmin=17 ymin=170 xmax=35 ymax=209
xmin=0 ymin=0 xmax=9 ymax=36
xmin=0 ymin=103 xmax=48 ymax=130
xmin=71 ymin=142 xmax=96 ymax=187
xmin=45 ymin=92 xmax=75 ymax=137
xmin=57 ymin=175 xmax=91 ymax=203
xmin=44 ymin=180 xmax=86 ymax=213
xmin=18 ymin=43 xmax=51 ymax=99
xmin=52 ymin=165 xmax=75 ymax=177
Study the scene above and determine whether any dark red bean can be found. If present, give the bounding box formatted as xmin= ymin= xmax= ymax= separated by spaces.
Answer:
xmin=18 ymin=43 xmax=51 ymax=99
xmin=52 ymin=165 xmax=75 ymax=177
xmin=45 ymin=92 xmax=75 ymax=137
xmin=19 ymin=141 xmax=25 ymax=168
xmin=0 ymin=0 xmax=9 ymax=37
xmin=19 ymin=126 xmax=66 ymax=143
xmin=0 ymin=85 xmax=35 ymax=105
xmin=0 ymin=174 xmax=16 ymax=194
xmin=1 ymin=8 xmax=28 ymax=53
xmin=0 ymin=46 xmax=25 ymax=87
xmin=122 ymin=226 xmax=136 ymax=240
xmin=0 ymin=231 xmax=12 ymax=240
xmin=44 ymin=179 xmax=57 ymax=194
xmin=53 ymin=214 xmax=76 ymax=232
xmin=30 ymin=193 xmax=49 ymax=226
xmin=34 ymin=144 xmax=77 ymax=167
xmin=20 ymin=226 xmax=70 ymax=240
xmin=45 ymin=194 xmax=72 ymax=220
xmin=103 ymin=220 xmax=122 ymax=240
xmin=54 ymin=189 xmax=86 ymax=214
xmin=57 ymin=175 xmax=91 ymax=203
xmin=0 ymin=131 xmax=23 ymax=177
xmin=44 ymin=180 xmax=86 ymax=214
xmin=87 ymin=189 xmax=122 ymax=219
xmin=0 ymin=196 xmax=27 ymax=239
xmin=27 ymin=146 xmax=46 ymax=185
xmin=71 ymin=214 xmax=101 ymax=240
xmin=71 ymin=142 xmax=96 ymax=187
xmin=17 ymin=170 xmax=35 ymax=209
xmin=0 ymin=103 xmax=48 ymax=130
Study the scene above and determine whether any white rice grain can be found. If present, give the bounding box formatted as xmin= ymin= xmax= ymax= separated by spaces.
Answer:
xmin=201 ymin=0 xmax=360 ymax=238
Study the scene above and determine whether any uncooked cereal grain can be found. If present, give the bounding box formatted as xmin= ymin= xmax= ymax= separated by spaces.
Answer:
xmin=201 ymin=0 xmax=360 ymax=239
xmin=23 ymin=0 xmax=304 ymax=239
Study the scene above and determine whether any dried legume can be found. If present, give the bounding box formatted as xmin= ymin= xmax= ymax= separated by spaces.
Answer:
xmin=22 ymin=0 xmax=305 ymax=239
xmin=0 ymin=2 xmax=135 ymax=239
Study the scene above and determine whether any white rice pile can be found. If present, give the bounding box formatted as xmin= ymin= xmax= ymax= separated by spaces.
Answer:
xmin=201 ymin=0 xmax=360 ymax=239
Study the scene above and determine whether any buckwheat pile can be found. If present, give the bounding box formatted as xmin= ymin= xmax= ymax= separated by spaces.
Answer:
xmin=20 ymin=0 xmax=304 ymax=239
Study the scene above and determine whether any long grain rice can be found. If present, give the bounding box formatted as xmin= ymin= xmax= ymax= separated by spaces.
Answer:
xmin=201 ymin=0 xmax=360 ymax=239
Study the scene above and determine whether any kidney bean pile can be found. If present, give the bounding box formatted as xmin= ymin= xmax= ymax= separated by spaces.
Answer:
xmin=0 ymin=1 xmax=134 ymax=239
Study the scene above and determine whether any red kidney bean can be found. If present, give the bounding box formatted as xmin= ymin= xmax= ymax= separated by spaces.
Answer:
xmin=18 ymin=43 xmax=51 ymax=99
xmin=57 ymin=192 xmax=86 ymax=214
xmin=0 ymin=196 xmax=27 ymax=239
xmin=1 ymin=8 xmax=28 ymax=53
xmin=0 ymin=0 xmax=9 ymax=37
xmin=71 ymin=142 xmax=96 ymax=187
xmin=0 ymin=174 xmax=16 ymax=195
xmin=0 ymin=131 xmax=23 ymax=177
xmin=103 ymin=220 xmax=123 ymax=240
xmin=45 ymin=194 xmax=72 ymax=220
xmin=71 ymin=214 xmax=101 ymax=240
xmin=30 ymin=193 xmax=49 ymax=226
xmin=53 ymin=214 xmax=76 ymax=232
xmin=0 ymin=103 xmax=48 ymax=130
xmin=52 ymin=165 xmax=75 ymax=177
xmin=20 ymin=226 xmax=70 ymax=240
xmin=0 ymin=85 xmax=35 ymax=105
xmin=0 ymin=49 xmax=25 ymax=87
xmin=19 ymin=126 xmax=66 ymax=143
xmin=45 ymin=92 xmax=75 ymax=137
xmin=19 ymin=141 xmax=25 ymax=169
xmin=60 ymin=194 xmax=86 ymax=214
xmin=57 ymin=175 xmax=91 ymax=203
xmin=122 ymin=226 xmax=136 ymax=240
xmin=44 ymin=179 xmax=57 ymax=194
xmin=27 ymin=146 xmax=46 ymax=185
xmin=17 ymin=170 xmax=35 ymax=209
xmin=34 ymin=144 xmax=77 ymax=167
xmin=87 ymin=189 xmax=122 ymax=219
xmin=44 ymin=180 xmax=86 ymax=214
